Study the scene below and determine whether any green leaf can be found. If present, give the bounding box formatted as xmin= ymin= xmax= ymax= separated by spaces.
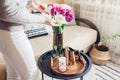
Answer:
xmin=98 ymin=42 xmax=102 ymax=46
xmin=52 ymin=26 xmax=59 ymax=34
xmin=61 ymin=24 xmax=65 ymax=30
xmin=58 ymin=26 xmax=61 ymax=34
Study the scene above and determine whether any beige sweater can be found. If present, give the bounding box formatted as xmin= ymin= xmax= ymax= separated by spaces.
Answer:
xmin=0 ymin=0 xmax=45 ymax=24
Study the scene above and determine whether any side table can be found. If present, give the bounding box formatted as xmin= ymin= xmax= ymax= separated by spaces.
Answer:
xmin=38 ymin=50 xmax=92 ymax=80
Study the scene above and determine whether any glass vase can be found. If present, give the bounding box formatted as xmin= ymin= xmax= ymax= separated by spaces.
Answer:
xmin=52 ymin=26 xmax=63 ymax=56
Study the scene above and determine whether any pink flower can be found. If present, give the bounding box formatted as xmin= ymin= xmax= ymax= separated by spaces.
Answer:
xmin=59 ymin=9 xmax=66 ymax=16
xmin=51 ymin=7 xmax=57 ymax=16
xmin=47 ymin=4 xmax=74 ymax=23
xmin=65 ymin=9 xmax=72 ymax=16
xmin=55 ymin=5 xmax=61 ymax=12
xmin=47 ymin=4 xmax=54 ymax=7
xmin=65 ymin=13 xmax=74 ymax=22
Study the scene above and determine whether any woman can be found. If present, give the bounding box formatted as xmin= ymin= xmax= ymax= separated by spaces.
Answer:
xmin=0 ymin=0 xmax=54 ymax=80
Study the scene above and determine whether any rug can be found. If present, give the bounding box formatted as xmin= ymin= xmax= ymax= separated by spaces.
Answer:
xmin=40 ymin=62 xmax=120 ymax=80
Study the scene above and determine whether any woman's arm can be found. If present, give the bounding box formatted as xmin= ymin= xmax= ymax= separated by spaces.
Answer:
xmin=0 ymin=1 xmax=46 ymax=24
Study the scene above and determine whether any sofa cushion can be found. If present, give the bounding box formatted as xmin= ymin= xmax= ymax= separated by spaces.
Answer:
xmin=30 ymin=25 xmax=97 ymax=60
xmin=63 ymin=26 xmax=97 ymax=51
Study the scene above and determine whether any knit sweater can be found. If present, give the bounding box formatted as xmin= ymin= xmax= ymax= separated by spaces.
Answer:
xmin=0 ymin=0 xmax=45 ymax=24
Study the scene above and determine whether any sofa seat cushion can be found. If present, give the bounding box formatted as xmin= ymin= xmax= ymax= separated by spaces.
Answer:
xmin=63 ymin=26 xmax=97 ymax=52
xmin=30 ymin=25 xmax=97 ymax=58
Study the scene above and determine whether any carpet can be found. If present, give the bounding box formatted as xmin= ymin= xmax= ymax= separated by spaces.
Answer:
xmin=40 ymin=62 xmax=120 ymax=80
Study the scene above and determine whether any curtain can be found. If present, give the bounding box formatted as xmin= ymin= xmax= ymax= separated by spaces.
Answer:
xmin=65 ymin=0 xmax=120 ymax=65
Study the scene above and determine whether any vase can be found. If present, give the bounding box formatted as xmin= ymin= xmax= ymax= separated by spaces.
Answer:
xmin=52 ymin=26 xmax=63 ymax=56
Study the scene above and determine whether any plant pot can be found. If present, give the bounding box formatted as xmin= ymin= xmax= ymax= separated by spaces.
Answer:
xmin=90 ymin=44 xmax=111 ymax=66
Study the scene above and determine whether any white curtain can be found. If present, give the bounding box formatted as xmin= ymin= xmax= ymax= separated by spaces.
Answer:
xmin=65 ymin=0 xmax=120 ymax=65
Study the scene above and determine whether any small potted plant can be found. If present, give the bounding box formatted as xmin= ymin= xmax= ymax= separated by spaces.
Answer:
xmin=90 ymin=33 xmax=120 ymax=66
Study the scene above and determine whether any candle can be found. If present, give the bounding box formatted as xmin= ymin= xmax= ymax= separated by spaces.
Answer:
xmin=58 ymin=57 xmax=66 ymax=72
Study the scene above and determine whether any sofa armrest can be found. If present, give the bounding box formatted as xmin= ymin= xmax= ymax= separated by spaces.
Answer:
xmin=75 ymin=18 xmax=100 ymax=44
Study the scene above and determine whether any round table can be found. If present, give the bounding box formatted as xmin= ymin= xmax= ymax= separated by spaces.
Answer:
xmin=38 ymin=50 xmax=92 ymax=80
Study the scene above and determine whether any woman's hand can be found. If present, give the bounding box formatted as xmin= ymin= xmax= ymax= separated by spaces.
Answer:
xmin=45 ymin=18 xmax=60 ymax=26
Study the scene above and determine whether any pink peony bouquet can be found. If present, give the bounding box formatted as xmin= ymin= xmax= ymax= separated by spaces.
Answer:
xmin=47 ymin=4 xmax=74 ymax=23
xmin=32 ymin=1 xmax=74 ymax=33
xmin=45 ymin=4 xmax=74 ymax=34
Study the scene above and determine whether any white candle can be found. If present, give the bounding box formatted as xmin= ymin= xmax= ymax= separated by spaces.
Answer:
xmin=58 ymin=57 xmax=66 ymax=72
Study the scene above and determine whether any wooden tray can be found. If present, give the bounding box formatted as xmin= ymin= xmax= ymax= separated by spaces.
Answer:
xmin=51 ymin=57 xmax=86 ymax=76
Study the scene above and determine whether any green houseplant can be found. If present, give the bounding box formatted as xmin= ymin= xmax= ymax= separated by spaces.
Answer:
xmin=90 ymin=33 xmax=120 ymax=65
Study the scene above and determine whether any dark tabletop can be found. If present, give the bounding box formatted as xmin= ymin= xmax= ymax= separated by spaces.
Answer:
xmin=38 ymin=50 xmax=92 ymax=79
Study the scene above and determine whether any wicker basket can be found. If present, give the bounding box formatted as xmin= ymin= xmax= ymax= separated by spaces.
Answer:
xmin=90 ymin=44 xmax=111 ymax=66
